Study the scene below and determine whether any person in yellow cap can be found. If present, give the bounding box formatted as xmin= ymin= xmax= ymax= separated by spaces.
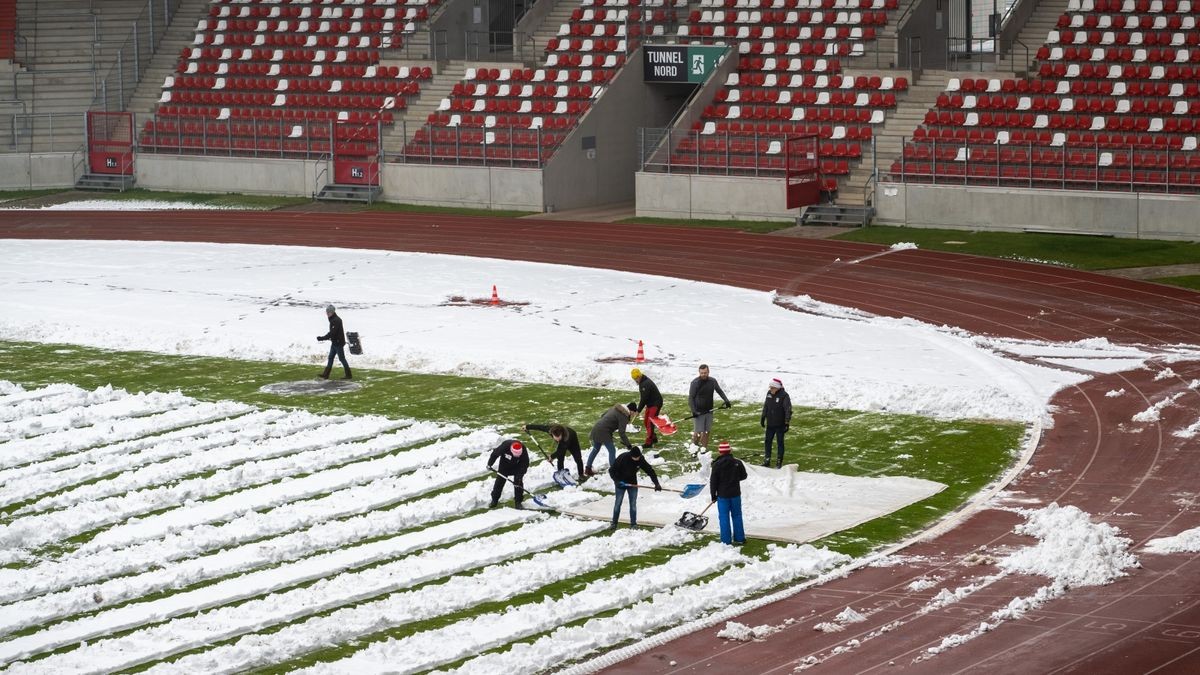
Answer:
xmin=631 ymin=368 xmax=664 ymax=448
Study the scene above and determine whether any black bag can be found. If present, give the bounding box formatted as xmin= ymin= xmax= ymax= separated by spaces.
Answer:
xmin=347 ymin=331 xmax=363 ymax=355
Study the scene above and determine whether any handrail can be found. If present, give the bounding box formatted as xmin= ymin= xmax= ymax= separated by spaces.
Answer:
xmin=312 ymin=153 xmax=330 ymax=199
xmin=91 ymin=0 xmax=182 ymax=111
xmin=1009 ymin=37 xmax=1031 ymax=74
xmin=906 ymin=35 xmax=922 ymax=76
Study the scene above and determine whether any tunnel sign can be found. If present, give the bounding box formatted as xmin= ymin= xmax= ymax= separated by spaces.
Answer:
xmin=643 ymin=45 xmax=726 ymax=83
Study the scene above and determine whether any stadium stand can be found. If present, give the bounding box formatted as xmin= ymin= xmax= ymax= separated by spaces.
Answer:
xmin=141 ymin=0 xmax=436 ymax=157
xmin=892 ymin=0 xmax=1200 ymax=192
xmin=656 ymin=0 xmax=908 ymax=195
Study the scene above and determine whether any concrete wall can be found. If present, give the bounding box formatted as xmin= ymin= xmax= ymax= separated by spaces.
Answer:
xmin=137 ymin=154 xmax=320 ymax=195
xmin=543 ymin=46 xmax=729 ymax=212
xmin=635 ymin=172 xmax=796 ymax=222
xmin=429 ymin=0 xmax=488 ymax=62
xmin=897 ymin=0 xmax=950 ymax=71
xmin=0 ymin=152 xmax=76 ymax=189
xmin=381 ymin=163 xmax=544 ymax=211
xmin=874 ymin=182 xmax=1200 ymax=240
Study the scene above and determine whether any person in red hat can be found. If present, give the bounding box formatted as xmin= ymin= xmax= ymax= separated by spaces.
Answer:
xmin=760 ymin=377 xmax=793 ymax=468
xmin=710 ymin=440 xmax=748 ymax=545
xmin=486 ymin=438 xmax=530 ymax=509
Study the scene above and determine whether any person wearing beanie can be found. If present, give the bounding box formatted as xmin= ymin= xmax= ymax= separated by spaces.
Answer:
xmin=760 ymin=378 xmax=793 ymax=468
xmin=688 ymin=364 xmax=731 ymax=452
xmin=630 ymin=368 xmax=664 ymax=449
xmin=710 ymin=441 xmax=748 ymax=545
xmin=524 ymin=422 xmax=585 ymax=481
xmin=585 ymin=403 xmax=635 ymax=476
xmin=486 ymin=438 xmax=530 ymax=508
xmin=608 ymin=446 xmax=662 ymax=530
xmin=316 ymin=304 xmax=352 ymax=380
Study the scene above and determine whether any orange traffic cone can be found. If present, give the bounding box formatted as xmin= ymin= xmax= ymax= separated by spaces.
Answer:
xmin=636 ymin=340 xmax=645 ymax=363
xmin=490 ymin=285 xmax=499 ymax=305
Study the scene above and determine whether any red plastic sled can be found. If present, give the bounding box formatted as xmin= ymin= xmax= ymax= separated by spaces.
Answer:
xmin=648 ymin=415 xmax=678 ymax=435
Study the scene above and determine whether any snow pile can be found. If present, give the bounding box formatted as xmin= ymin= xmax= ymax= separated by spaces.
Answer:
xmin=889 ymin=242 xmax=918 ymax=251
xmin=0 ymin=240 xmax=1127 ymax=423
xmin=716 ymin=621 xmax=780 ymax=641
xmin=3 ymin=200 xmax=245 ymax=211
xmin=998 ymin=503 xmax=1137 ymax=587
xmin=906 ymin=576 xmax=940 ymax=592
xmin=1131 ymin=392 xmax=1186 ymax=424
xmin=1154 ymin=368 xmax=1177 ymax=381
xmin=922 ymin=503 xmax=1136 ymax=660
xmin=1143 ymin=526 xmax=1200 ymax=554
xmin=1105 ymin=389 xmax=1125 ymax=398
xmin=835 ymin=607 xmax=867 ymax=623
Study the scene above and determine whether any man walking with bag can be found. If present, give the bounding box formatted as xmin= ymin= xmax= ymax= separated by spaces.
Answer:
xmin=316 ymin=304 xmax=352 ymax=380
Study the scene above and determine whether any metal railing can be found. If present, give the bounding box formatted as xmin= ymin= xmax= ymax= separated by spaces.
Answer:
xmin=91 ymin=0 xmax=182 ymax=112
xmin=1 ymin=112 xmax=85 ymax=152
xmin=889 ymin=136 xmax=1200 ymax=194
xmin=137 ymin=113 xmax=381 ymax=160
xmin=390 ymin=119 xmax=549 ymax=168
xmin=638 ymin=127 xmax=804 ymax=177
xmin=947 ymin=37 xmax=997 ymax=72
xmin=464 ymin=30 xmax=535 ymax=63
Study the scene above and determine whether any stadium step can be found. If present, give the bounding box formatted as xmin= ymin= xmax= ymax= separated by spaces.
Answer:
xmin=315 ymin=183 xmax=382 ymax=203
xmin=75 ymin=173 xmax=135 ymax=191
xmin=800 ymin=203 xmax=874 ymax=227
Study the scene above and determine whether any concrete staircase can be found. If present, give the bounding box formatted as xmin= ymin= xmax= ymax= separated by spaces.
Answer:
xmin=529 ymin=0 xmax=577 ymax=62
xmin=385 ymin=60 xmax=466 ymax=151
xmin=126 ymin=0 xmax=214 ymax=118
xmin=996 ymin=0 xmax=1071 ymax=75
xmin=12 ymin=0 xmax=172 ymax=151
xmin=836 ymin=69 xmax=953 ymax=207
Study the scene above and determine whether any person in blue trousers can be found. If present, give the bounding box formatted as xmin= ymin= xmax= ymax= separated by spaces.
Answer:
xmin=607 ymin=446 xmax=662 ymax=530
xmin=710 ymin=440 xmax=748 ymax=545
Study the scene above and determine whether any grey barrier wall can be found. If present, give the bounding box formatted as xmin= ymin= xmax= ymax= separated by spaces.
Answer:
xmin=635 ymin=171 xmax=796 ymax=221
xmin=874 ymin=182 xmax=1200 ymax=240
xmin=137 ymin=154 xmax=318 ymax=195
xmin=541 ymin=46 xmax=688 ymax=212
xmin=0 ymin=152 xmax=76 ymax=189
xmin=897 ymin=0 xmax=948 ymax=71
xmin=429 ymin=0 xmax=488 ymax=62
xmin=381 ymin=163 xmax=544 ymax=210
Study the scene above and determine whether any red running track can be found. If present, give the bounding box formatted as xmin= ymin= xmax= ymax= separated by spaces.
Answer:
xmin=3 ymin=209 xmax=1200 ymax=673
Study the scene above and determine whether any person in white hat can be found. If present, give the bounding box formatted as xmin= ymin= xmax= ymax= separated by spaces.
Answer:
xmin=486 ymin=439 xmax=529 ymax=509
xmin=760 ymin=378 xmax=793 ymax=468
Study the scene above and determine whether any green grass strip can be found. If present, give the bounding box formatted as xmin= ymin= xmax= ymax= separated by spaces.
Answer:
xmin=834 ymin=225 xmax=1200 ymax=270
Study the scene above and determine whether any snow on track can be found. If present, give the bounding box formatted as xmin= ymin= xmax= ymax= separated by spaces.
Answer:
xmin=0 ymin=388 xmax=188 ymax=445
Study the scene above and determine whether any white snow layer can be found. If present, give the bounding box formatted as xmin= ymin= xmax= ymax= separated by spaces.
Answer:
xmin=0 ymin=239 xmax=1145 ymax=423
xmin=2 ymin=199 xmax=245 ymax=210
xmin=1144 ymin=526 xmax=1200 ymax=554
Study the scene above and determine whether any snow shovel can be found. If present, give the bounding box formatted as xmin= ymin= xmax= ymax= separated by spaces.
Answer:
xmin=618 ymin=481 xmax=705 ymax=499
xmin=525 ymin=433 xmax=576 ymax=487
xmin=676 ymin=500 xmax=716 ymax=531
xmin=489 ymin=469 xmax=551 ymax=508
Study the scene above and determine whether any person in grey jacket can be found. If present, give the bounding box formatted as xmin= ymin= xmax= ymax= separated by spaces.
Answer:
xmin=760 ymin=378 xmax=793 ymax=468
xmin=584 ymin=402 xmax=636 ymax=476
xmin=688 ymin=364 xmax=730 ymax=452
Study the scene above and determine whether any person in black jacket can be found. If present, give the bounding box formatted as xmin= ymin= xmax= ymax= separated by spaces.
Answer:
xmin=688 ymin=364 xmax=731 ymax=452
xmin=316 ymin=304 xmax=352 ymax=380
xmin=710 ymin=441 xmax=748 ymax=545
xmin=486 ymin=439 xmax=530 ymax=509
xmin=608 ymin=446 xmax=662 ymax=530
xmin=760 ymin=378 xmax=793 ymax=468
xmin=630 ymin=368 xmax=664 ymax=449
xmin=524 ymin=422 xmax=585 ymax=481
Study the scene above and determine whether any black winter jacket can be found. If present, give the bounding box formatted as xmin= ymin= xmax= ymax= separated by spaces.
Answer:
xmin=608 ymin=451 xmax=661 ymax=488
xmin=635 ymin=376 xmax=664 ymax=412
xmin=710 ymin=453 xmax=748 ymax=500
xmin=319 ymin=313 xmax=346 ymax=347
xmin=527 ymin=424 xmax=581 ymax=456
xmin=761 ymin=387 xmax=793 ymax=428
xmin=487 ymin=439 xmax=529 ymax=477
xmin=689 ymin=376 xmax=730 ymax=415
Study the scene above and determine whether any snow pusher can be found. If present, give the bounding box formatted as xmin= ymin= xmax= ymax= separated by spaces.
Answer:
xmin=676 ymin=501 xmax=716 ymax=531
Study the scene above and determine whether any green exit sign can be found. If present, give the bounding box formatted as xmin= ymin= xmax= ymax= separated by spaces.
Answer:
xmin=643 ymin=45 xmax=727 ymax=83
